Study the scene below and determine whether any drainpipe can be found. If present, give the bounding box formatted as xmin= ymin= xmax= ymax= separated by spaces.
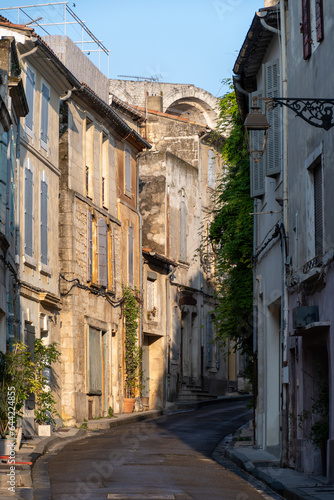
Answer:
xmin=15 ymin=122 xmax=22 ymax=343
xmin=137 ymin=156 xmax=143 ymax=351
xmin=280 ymin=0 xmax=289 ymax=466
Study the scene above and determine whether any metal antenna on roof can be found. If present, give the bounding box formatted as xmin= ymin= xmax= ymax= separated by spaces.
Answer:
xmin=118 ymin=75 xmax=161 ymax=82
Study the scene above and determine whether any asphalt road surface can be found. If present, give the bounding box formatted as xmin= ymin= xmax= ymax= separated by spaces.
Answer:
xmin=48 ymin=399 xmax=277 ymax=500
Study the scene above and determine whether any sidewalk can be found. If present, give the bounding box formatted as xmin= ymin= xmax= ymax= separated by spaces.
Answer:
xmin=221 ymin=421 xmax=334 ymax=500
xmin=0 ymin=409 xmax=163 ymax=499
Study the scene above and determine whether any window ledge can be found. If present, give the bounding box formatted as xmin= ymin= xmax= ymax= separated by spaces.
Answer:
xmin=23 ymin=254 xmax=36 ymax=269
xmin=39 ymin=262 xmax=52 ymax=277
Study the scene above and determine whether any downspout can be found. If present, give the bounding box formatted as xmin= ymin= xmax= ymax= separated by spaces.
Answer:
xmin=197 ymin=134 xmax=204 ymax=386
xmin=18 ymin=45 xmax=38 ymax=61
xmin=15 ymin=123 xmax=22 ymax=342
xmin=137 ymin=155 xmax=143 ymax=352
xmin=280 ymin=0 xmax=289 ymax=466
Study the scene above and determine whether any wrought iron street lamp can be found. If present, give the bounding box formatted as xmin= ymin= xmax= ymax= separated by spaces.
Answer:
xmin=243 ymin=100 xmax=270 ymax=163
xmin=244 ymin=96 xmax=334 ymax=158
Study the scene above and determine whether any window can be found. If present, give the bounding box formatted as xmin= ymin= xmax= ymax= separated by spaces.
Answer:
xmin=87 ymin=211 xmax=93 ymax=282
xmin=0 ymin=132 xmax=8 ymax=232
xmin=25 ymin=65 xmax=35 ymax=135
xmin=97 ymin=219 xmax=108 ymax=288
xmin=301 ymin=0 xmax=324 ymax=60
xmin=85 ymin=118 xmax=94 ymax=198
xmin=24 ymin=160 xmax=34 ymax=257
xmin=40 ymin=172 xmax=49 ymax=266
xmin=125 ymin=146 xmax=131 ymax=195
xmin=180 ymin=201 xmax=187 ymax=262
xmin=306 ymin=153 xmax=324 ymax=263
xmin=128 ymin=223 xmax=134 ymax=286
xmin=208 ymin=149 xmax=215 ymax=188
xmin=40 ymin=81 xmax=50 ymax=149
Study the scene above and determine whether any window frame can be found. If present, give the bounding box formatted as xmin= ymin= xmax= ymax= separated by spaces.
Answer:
xmin=124 ymin=145 xmax=132 ymax=197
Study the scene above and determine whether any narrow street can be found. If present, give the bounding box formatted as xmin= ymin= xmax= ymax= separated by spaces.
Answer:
xmin=47 ymin=400 xmax=277 ymax=500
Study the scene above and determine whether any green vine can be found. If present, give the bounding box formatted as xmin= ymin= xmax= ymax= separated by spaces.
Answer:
xmin=206 ymin=80 xmax=253 ymax=372
xmin=123 ymin=286 xmax=142 ymax=398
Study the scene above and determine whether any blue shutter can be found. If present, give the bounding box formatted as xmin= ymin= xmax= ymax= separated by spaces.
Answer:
xmin=41 ymin=83 xmax=50 ymax=145
xmin=128 ymin=224 xmax=134 ymax=286
xmin=97 ymin=219 xmax=108 ymax=287
xmin=25 ymin=67 xmax=35 ymax=131
xmin=24 ymin=165 xmax=34 ymax=257
xmin=125 ymin=147 xmax=131 ymax=192
xmin=265 ymin=60 xmax=281 ymax=177
xmin=206 ymin=314 xmax=213 ymax=368
xmin=0 ymin=132 xmax=8 ymax=230
xmin=180 ymin=201 xmax=187 ymax=262
xmin=40 ymin=178 xmax=48 ymax=265
xmin=87 ymin=211 xmax=93 ymax=282
xmin=111 ymin=227 xmax=116 ymax=290
xmin=10 ymin=131 xmax=15 ymax=237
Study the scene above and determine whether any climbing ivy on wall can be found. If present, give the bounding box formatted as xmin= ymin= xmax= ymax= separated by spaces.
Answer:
xmin=209 ymin=81 xmax=253 ymax=367
xmin=122 ymin=286 xmax=142 ymax=398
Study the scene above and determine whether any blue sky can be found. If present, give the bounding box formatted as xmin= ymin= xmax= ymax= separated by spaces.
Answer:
xmin=1 ymin=0 xmax=261 ymax=98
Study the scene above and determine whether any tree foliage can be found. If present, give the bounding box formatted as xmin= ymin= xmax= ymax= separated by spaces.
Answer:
xmin=209 ymin=81 xmax=253 ymax=361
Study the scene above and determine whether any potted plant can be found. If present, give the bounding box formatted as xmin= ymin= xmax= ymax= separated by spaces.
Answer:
xmin=0 ymin=343 xmax=34 ymax=452
xmin=32 ymin=339 xmax=61 ymax=436
xmin=123 ymin=286 xmax=142 ymax=413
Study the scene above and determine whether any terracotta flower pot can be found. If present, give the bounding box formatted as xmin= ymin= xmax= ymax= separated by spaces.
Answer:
xmin=123 ymin=397 xmax=135 ymax=413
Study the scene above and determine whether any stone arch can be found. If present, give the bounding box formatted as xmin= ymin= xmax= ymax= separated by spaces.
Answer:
xmin=163 ymin=87 xmax=219 ymax=128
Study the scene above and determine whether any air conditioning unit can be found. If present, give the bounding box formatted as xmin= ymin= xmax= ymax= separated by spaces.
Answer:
xmin=293 ymin=306 xmax=319 ymax=329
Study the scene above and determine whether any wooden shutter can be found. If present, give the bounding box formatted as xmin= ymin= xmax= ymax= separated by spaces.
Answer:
xmin=111 ymin=227 xmax=116 ymax=290
xmin=24 ymin=164 xmax=34 ymax=257
xmin=265 ymin=60 xmax=281 ymax=177
xmin=97 ymin=219 xmax=108 ymax=287
xmin=40 ymin=177 xmax=48 ymax=265
xmin=87 ymin=211 xmax=93 ymax=281
xmin=41 ymin=83 xmax=50 ymax=145
xmin=0 ymin=132 xmax=7 ymax=229
xmin=315 ymin=0 xmax=324 ymax=42
xmin=250 ymin=90 xmax=265 ymax=198
xmin=206 ymin=314 xmax=213 ymax=368
xmin=128 ymin=224 xmax=134 ymax=286
xmin=125 ymin=147 xmax=131 ymax=193
xmin=87 ymin=327 xmax=102 ymax=395
xmin=301 ymin=0 xmax=312 ymax=59
xmin=25 ymin=66 xmax=35 ymax=131
xmin=180 ymin=201 xmax=187 ymax=261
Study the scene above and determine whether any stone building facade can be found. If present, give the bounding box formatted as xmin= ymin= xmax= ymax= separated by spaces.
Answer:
xmin=110 ymin=80 xmax=234 ymax=405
